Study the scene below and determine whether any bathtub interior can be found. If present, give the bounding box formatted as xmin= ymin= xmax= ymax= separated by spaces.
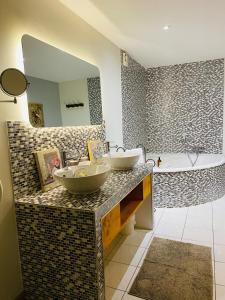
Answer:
xmin=146 ymin=153 xmax=225 ymax=173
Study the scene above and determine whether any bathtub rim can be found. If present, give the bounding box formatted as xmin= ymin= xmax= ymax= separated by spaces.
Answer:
xmin=148 ymin=153 xmax=225 ymax=173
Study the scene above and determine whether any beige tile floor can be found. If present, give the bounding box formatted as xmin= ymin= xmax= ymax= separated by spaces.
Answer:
xmin=104 ymin=195 xmax=225 ymax=299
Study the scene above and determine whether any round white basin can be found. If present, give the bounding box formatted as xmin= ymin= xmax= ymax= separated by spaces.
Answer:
xmin=54 ymin=164 xmax=111 ymax=194
xmin=109 ymin=151 xmax=140 ymax=170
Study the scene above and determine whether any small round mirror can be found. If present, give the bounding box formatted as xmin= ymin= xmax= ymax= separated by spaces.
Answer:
xmin=0 ymin=68 xmax=29 ymax=97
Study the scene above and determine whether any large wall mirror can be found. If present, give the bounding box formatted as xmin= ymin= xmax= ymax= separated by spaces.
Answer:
xmin=22 ymin=35 xmax=102 ymax=127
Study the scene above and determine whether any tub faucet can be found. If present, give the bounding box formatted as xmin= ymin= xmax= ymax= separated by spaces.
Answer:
xmin=136 ymin=144 xmax=147 ymax=163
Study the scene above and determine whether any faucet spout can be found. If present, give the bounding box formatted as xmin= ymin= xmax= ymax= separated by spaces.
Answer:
xmin=116 ymin=146 xmax=126 ymax=152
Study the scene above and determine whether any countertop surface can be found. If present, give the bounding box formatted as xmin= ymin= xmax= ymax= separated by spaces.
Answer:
xmin=16 ymin=164 xmax=152 ymax=213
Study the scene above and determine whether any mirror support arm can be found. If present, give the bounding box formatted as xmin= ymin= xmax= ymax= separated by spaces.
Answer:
xmin=0 ymin=97 xmax=17 ymax=104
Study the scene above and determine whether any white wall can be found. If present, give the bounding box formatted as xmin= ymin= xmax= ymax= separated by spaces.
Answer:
xmin=27 ymin=76 xmax=62 ymax=127
xmin=59 ymin=79 xmax=91 ymax=126
xmin=0 ymin=1 xmax=123 ymax=299
xmin=223 ymin=60 xmax=225 ymax=153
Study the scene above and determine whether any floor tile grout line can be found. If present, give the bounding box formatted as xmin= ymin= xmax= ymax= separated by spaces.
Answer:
xmin=152 ymin=208 xmax=166 ymax=233
xmin=181 ymin=206 xmax=189 ymax=241
xmin=105 ymin=284 xmax=129 ymax=292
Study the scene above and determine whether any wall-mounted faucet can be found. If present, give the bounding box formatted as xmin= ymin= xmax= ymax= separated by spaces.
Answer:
xmin=136 ymin=144 xmax=155 ymax=166
xmin=105 ymin=141 xmax=119 ymax=153
xmin=136 ymin=144 xmax=147 ymax=162
xmin=116 ymin=146 xmax=126 ymax=152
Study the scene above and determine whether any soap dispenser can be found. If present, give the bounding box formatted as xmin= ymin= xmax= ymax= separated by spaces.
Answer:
xmin=157 ymin=157 xmax=162 ymax=167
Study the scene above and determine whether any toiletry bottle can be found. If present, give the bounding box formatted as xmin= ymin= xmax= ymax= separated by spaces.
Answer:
xmin=157 ymin=157 xmax=162 ymax=167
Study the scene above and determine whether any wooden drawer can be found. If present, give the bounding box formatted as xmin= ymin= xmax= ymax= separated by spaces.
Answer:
xmin=143 ymin=175 xmax=151 ymax=200
xmin=102 ymin=204 xmax=120 ymax=249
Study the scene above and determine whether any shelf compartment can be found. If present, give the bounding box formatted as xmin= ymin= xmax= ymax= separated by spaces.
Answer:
xmin=120 ymin=181 xmax=144 ymax=227
xmin=102 ymin=175 xmax=152 ymax=250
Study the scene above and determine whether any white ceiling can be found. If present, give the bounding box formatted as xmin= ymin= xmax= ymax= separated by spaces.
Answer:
xmin=22 ymin=35 xmax=99 ymax=82
xmin=60 ymin=0 xmax=225 ymax=68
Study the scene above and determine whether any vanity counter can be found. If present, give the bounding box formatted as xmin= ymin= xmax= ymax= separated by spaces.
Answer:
xmin=16 ymin=164 xmax=152 ymax=213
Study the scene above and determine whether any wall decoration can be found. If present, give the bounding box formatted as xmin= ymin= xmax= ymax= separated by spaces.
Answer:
xmin=35 ymin=148 xmax=62 ymax=191
xmin=28 ymin=102 xmax=45 ymax=127
xmin=88 ymin=140 xmax=105 ymax=162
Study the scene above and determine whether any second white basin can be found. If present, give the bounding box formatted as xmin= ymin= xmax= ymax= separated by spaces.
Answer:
xmin=109 ymin=151 xmax=140 ymax=170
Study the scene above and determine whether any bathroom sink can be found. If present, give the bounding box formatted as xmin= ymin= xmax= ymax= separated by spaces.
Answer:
xmin=54 ymin=164 xmax=111 ymax=194
xmin=109 ymin=151 xmax=140 ymax=170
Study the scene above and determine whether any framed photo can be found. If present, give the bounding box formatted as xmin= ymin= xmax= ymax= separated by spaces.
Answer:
xmin=87 ymin=140 xmax=105 ymax=162
xmin=28 ymin=102 xmax=45 ymax=128
xmin=35 ymin=148 xmax=62 ymax=192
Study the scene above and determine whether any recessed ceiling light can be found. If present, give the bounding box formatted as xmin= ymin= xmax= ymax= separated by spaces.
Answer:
xmin=163 ymin=25 xmax=170 ymax=31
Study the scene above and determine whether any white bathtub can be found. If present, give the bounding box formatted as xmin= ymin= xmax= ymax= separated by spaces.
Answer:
xmin=147 ymin=153 xmax=225 ymax=208
xmin=146 ymin=153 xmax=225 ymax=173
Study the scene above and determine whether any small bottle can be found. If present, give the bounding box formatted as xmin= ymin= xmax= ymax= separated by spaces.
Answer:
xmin=157 ymin=157 xmax=162 ymax=167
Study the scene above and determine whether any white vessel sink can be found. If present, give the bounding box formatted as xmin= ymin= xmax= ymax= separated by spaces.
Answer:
xmin=109 ymin=151 xmax=140 ymax=170
xmin=54 ymin=164 xmax=110 ymax=194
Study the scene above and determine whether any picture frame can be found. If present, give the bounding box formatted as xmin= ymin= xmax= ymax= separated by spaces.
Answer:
xmin=35 ymin=148 xmax=62 ymax=192
xmin=87 ymin=140 xmax=105 ymax=162
xmin=28 ymin=102 xmax=45 ymax=128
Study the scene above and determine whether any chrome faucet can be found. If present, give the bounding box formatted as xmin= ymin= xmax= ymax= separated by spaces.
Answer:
xmin=136 ymin=144 xmax=155 ymax=166
xmin=136 ymin=144 xmax=147 ymax=162
xmin=116 ymin=146 xmax=126 ymax=152
xmin=105 ymin=141 xmax=119 ymax=153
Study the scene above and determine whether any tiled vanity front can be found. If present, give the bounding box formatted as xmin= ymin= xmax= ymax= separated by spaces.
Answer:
xmin=7 ymin=122 xmax=153 ymax=299
xmin=15 ymin=166 xmax=152 ymax=299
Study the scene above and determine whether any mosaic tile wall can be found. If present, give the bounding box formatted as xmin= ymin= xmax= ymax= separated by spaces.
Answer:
xmin=121 ymin=51 xmax=147 ymax=149
xmin=7 ymin=121 xmax=105 ymax=199
xmin=146 ymin=59 xmax=224 ymax=153
xmin=154 ymin=163 xmax=225 ymax=208
xmin=87 ymin=77 xmax=103 ymax=125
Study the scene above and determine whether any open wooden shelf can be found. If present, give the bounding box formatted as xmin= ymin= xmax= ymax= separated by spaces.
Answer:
xmin=120 ymin=182 xmax=143 ymax=226
xmin=102 ymin=175 xmax=151 ymax=250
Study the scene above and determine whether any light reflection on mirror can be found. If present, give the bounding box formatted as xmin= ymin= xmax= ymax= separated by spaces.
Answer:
xmin=22 ymin=35 xmax=102 ymax=128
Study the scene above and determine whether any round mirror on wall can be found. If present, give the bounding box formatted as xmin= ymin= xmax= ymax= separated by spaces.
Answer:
xmin=0 ymin=68 xmax=29 ymax=104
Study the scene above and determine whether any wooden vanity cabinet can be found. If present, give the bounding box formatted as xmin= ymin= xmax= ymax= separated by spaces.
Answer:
xmin=102 ymin=174 xmax=152 ymax=250
xmin=102 ymin=204 xmax=121 ymax=248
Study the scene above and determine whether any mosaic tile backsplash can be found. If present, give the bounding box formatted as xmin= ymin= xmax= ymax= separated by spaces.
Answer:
xmin=87 ymin=77 xmax=103 ymax=125
xmin=146 ymin=59 xmax=224 ymax=153
xmin=7 ymin=121 xmax=105 ymax=199
xmin=121 ymin=51 xmax=147 ymax=149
